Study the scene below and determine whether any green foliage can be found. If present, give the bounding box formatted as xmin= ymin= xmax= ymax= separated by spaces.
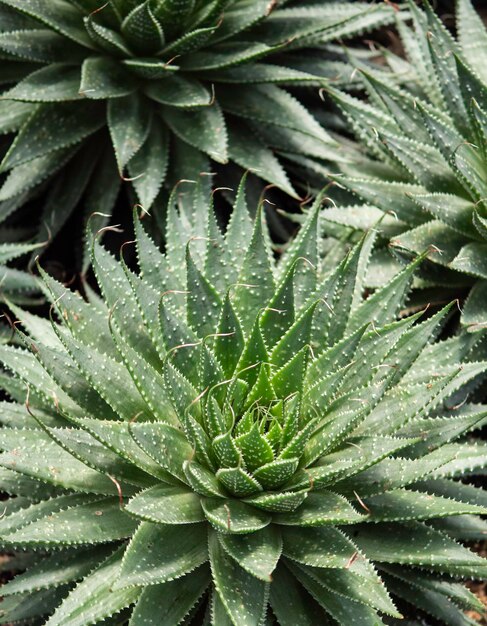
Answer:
xmin=325 ymin=0 xmax=487 ymax=332
xmin=0 ymin=237 xmax=44 ymax=306
xmin=0 ymin=178 xmax=485 ymax=625
xmin=0 ymin=0 xmax=398 ymax=249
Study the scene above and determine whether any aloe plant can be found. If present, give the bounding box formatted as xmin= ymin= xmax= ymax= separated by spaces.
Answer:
xmin=323 ymin=0 xmax=487 ymax=333
xmin=0 ymin=0 xmax=399 ymax=253
xmin=0 ymin=178 xmax=485 ymax=625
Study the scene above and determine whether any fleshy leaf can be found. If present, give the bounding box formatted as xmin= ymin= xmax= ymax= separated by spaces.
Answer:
xmin=130 ymin=566 xmax=210 ymax=626
xmin=46 ymin=547 xmax=140 ymax=626
xmin=201 ymin=497 xmax=271 ymax=534
xmin=209 ymin=529 xmax=268 ymax=626
xmin=117 ymin=522 xmax=208 ymax=587
xmin=219 ymin=525 xmax=282 ymax=582
xmin=126 ymin=484 xmax=205 ymax=524
xmin=108 ymin=92 xmax=152 ymax=172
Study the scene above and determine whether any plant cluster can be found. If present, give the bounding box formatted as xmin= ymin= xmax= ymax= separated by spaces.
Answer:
xmin=0 ymin=2 xmax=485 ymax=626
xmin=325 ymin=0 xmax=487 ymax=329
xmin=0 ymin=180 xmax=484 ymax=624
xmin=0 ymin=0 xmax=397 ymax=248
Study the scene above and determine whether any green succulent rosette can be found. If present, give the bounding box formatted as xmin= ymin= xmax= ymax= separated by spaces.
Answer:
xmin=0 ymin=178 xmax=486 ymax=625
xmin=324 ymin=0 xmax=487 ymax=330
xmin=0 ymin=0 xmax=398 ymax=249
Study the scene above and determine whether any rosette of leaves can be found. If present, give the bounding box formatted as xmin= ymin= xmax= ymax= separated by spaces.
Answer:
xmin=0 ymin=0 xmax=398 ymax=249
xmin=0 ymin=177 xmax=486 ymax=626
xmin=323 ymin=0 xmax=487 ymax=332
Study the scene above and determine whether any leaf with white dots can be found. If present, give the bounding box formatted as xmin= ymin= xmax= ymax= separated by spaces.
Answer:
xmin=130 ymin=421 xmax=194 ymax=484
xmin=126 ymin=484 xmax=205 ymax=524
xmin=0 ymin=428 xmax=122 ymax=495
xmin=186 ymin=245 xmax=222 ymax=337
xmin=108 ymin=92 xmax=152 ymax=172
xmin=209 ymin=529 xmax=268 ymax=626
xmin=130 ymin=566 xmax=211 ymax=626
xmin=201 ymin=497 xmax=271 ymax=535
xmin=288 ymin=561 xmax=386 ymax=626
xmin=269 ymin=563 xmax=325 ymax=626
xmin=218 ymin=525 xmax=282 ymax=581
xmin=162 ymin=101 xmax=228 ymax=164
xmin=117 ymin=522 xmax=208 ymax=588
xmin=233 ymin=205 xmax=275 ymax=333
xmin=45 ymin=546 xmax=141 ymax=626
xmin=1 ymin=545 xmax=114 ymax=596
xmin=350 ymin=521 xmax=487 ymax=577
xmin=2 ymin=496 xmax=138 ymax=547
xmin=0 ymin=101 xmax=103 ymax=172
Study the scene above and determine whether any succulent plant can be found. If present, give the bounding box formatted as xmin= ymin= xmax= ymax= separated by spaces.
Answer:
xmin=0 ymin=177 xmax=485 ymax=625
xmin=0 ymin=0 xmax=398 ymax=253
xmin=323 ymin=0 xmax=487 ymax=333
